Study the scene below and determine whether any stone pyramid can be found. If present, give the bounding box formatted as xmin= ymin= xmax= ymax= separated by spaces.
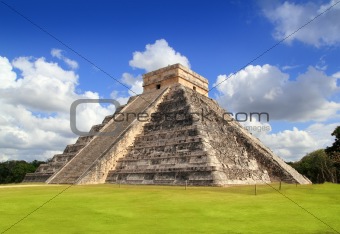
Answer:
xmin=24 ymin=64 xmax=311 ymax=185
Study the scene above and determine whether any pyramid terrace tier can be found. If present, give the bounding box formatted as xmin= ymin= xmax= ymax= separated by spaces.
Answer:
xmin=106 ymin=170 xmax=216 ymax=186
xmin=47 ymin=88 xmax=169 ymax=184
xmin=23 ymin=80 xmax=311 ymax=185
xmin=117 ymin=151 xmax=209 ymax=162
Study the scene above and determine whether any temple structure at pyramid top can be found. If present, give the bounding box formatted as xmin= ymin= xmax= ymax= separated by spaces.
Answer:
xmin=24 ymin=63 xmax=311 ymax=186
xmin=143 ymin=63 xmax=209 ymax=96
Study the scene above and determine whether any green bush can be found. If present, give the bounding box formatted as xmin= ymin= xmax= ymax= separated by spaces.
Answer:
xmin=291 ymin=149 xmax=336 ymax=183
xmin=0 ymin=160 xmax=44 ymax=184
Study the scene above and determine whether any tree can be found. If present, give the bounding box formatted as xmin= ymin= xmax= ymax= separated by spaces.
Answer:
xmin=31 ymin=160 xmax=45 ymax=168
xmin=291 ymin=149 xmax=336 ymax=184
xmin=0 ymin=160 xmax=44 ymax=184
xmin=325 ymin=126 xmax=340 ymax=183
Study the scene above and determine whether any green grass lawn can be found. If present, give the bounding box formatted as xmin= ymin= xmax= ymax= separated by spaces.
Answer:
xmin=0 ymin=183 xmax=339 ymax=234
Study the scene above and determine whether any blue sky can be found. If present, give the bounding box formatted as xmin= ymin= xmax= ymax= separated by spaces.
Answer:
xmin=0 ymin=0 xmax=339 ymax=162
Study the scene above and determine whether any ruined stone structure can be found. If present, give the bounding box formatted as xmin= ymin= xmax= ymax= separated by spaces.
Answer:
xmin=24 ymin=64 xmax=311 ymax=185
xmin=143 ymin=64 xmax=209 ymax=96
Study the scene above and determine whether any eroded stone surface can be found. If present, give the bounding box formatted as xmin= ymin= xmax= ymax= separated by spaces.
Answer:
xmin=24 ymin=64 xmax=311 ymax=185
xmin=47 ymin=88 xmax=168 ymax=184
xmin=106 ymin=85 xmax=310 ymax=185
xmin=143 ymin=63 xmax=209 ymax=96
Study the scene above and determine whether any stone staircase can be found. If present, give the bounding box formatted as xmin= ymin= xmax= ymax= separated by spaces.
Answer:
xmin=23 ymin=105 xmax=127 ymax=183
xmin=47 ymin=88 xmax=167 ymax=184
xmin=106 ymin=85 xmax=311 ymax=185
xmin=106 ymin=129 xmax=216 ymax=185
xmin=23 ymin=141 xmax=92 ymax=183
xmin=106 ymin=86 xmax=217 ymax=185
xmin=23 ymin=63 xmax=312 ymax=186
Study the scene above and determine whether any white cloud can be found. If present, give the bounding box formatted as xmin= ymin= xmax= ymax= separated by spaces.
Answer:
xmin=241 ymin=119 xmax=338 ymax=161
xmin=0 ymin=57 xmax=17 ymax=89
xmin=333 ymin=71 xmax=340 ymax=78
xmin=121 ymin=72 xmax=143 ymax=96
xmin=51 ymin=48 xmax=78 ymax=69
xmin=4 ymin=57 xmax=78 ymax=113
xmin=260 ymin=127 xmax=317 ymax=161
xmin=51 ymin=48 xmax=62 ymax=58
xmin=129 ymin=39 xmax=190 ymax=72
xmin=262 ymin=0 xmax=340 ymax=47
xmin=260 ymin=123 xmax=338 ymax=161
xmin=281 ymin=64 xmax=301 ymax=71
xmin=315 ymin=55 xmax=328 ymax=71
xmin=110 ymin=90 xmax=129 ymax=106
xmin=109 ymin=73 xmax=143 ymax=105
xmin=215 ymin=62 xmax=340 ymax=160
xmin=0 ymin=55 xmax=111 ymax=162
xmin=214 ymin=64 xmax=340 ymax=122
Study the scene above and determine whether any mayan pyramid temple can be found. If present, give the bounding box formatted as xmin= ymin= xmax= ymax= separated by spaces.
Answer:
xmin=24 ymin=64 xmax=311 ymax=185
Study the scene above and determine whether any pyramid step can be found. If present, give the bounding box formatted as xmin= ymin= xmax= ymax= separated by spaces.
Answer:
xmin=39 ymin=76 xmax=311 ymax=186
xmin=48 ymin=88 xmax=168 ymax=184
xmin=89 ymin=123 xmax=105 ymax=134
xmin=76 ymin=136 xmax=94 ymax=144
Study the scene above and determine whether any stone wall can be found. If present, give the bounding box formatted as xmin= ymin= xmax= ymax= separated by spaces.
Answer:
xmin=106 ymin=84 xmax=311 ymax=185
xmin=143 ymin=63 xmax=209 ymax=96
xmin=47 ymin=87 xmax=169 ymax=184
xmin=23 ymin=61 xmax=311 ymax=186
xmin=25 ymin=83 xmax=310 ymax=185
xmin=22 ymin=105 xmax=127 ymax=183
xmin=191 ymin=89 xmax=311 ymax=184
xmin=106 ymin=85 xmax=215 ymax=185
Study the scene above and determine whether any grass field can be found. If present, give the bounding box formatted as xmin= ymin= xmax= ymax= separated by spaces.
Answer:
xmin=0 ymin=183 xmax=339 ymax=234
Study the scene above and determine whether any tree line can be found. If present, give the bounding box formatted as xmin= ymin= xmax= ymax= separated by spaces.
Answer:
xmin=288 ymin=126 xmax=340 ymax=183
xmin=0 ymin=160 xmax=44 ymax=184
xmin=0 ymin=126 xmax=339 ymax=184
